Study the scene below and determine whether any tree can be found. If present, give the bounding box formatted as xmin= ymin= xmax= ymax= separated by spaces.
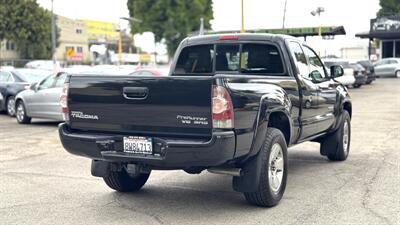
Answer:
xmin=0 ymin=0 xmax=59 ymax=59
xmin=377 ymin=0 xmax=400 ymax=17
xmin=127 ymin=0 xmax=213 ymax=56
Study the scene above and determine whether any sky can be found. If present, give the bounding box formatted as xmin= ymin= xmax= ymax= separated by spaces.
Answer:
xmin=37 ymin=0 xmax=381 ymax=56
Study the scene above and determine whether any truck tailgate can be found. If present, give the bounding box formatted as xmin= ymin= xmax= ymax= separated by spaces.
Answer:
xmin=68 ymin=76 xmax=213 ymax=137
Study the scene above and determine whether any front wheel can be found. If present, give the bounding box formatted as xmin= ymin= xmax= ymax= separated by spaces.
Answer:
xmin=352 ymin=84 xmax=361 ymax=88
xmin=16 ymin=101 xmax=31 ymax=124
xmin=243 ymin=128 xmax=288 ymax=207
xmin=6 ymin=96 xmax=16 ymax=117
xmin=396 ymin=70 xmax=400 ymax=78
xmin=103 ymin=169 xmax=150 ymax=192
xmin=320 ymin=110 xmax=351 ymax=161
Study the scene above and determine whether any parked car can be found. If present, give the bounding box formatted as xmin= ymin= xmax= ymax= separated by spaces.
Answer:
xmin=373 ymin=58 xmax=400 ymax=78
xmin=130 ymin=67 xmax=170 ymax=76
xmin=349 ymin=63 xmax=367 ymax=88
xmin=15 ymin=72 xmax=67 ymax=124
xmin=322 ymin=59 xmax=356 ymax=86
xmin=25 ymin=60 xmax=60 ymax=71
xmin=357 ymin=60 xmax=376 ymax=84
xmin=59 ymin=33 xmax=352 ymax=207
xmin=0 ymin=69 xmax=51 ymax=116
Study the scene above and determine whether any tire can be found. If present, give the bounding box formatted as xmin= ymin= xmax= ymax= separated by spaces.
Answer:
xmin=365 ymin=80 xmax=372 ymax=85
xmin=16 ymin=100 xmax=31 ymax=124
xmin=6 ymin=96 xmax=16 ymax=117
xmin=396 ymin=70 xmax=400 ymax=78
xmin=352 ymin=84 xmax=361 ymax=88
xmin=320 ymin=110 xmax=351 ymax=161
xmin=103 ymin=168 xmax=150 ymax=192
xmin=244 ymin=128 xmax=288 ymax=207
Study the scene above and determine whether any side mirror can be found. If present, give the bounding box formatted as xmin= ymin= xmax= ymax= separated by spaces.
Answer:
xmin=330 ymin=65 xmax=344 ymax=78
xmin=30 ymin=83 xmax=37 ymax=91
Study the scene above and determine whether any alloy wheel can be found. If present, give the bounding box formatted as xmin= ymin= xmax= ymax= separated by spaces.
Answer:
xmin=268 ymin=143 xmax=284 ymax=193
xmin=7 ymin=98 xmax=15 ymax=116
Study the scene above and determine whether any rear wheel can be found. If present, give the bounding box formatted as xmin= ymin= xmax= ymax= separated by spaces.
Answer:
xmin=243 ymin=128 xmax=288 ymax=207
xmin=396 ymin=70 xmax=400 ymax=78
xmin=103 ymin=169 xmax=150 ymax=192
xmin=6 ymin=96 xmax=16 ymax=117
xmin=16 ymin=101 xmax=31 ymax=124
xmin=320 ymin=110 xmax=351 ymax=161
xmin=365 ymin=80 xmax=372 ymax=84
xmin=352 ymin=84 xmax=361 ymax=88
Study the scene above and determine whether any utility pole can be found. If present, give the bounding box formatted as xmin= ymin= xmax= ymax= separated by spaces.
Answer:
xmin=51 ymin=0 xmax=57 ymax=72
xmin=118 ymin=29 xmax=122 ymax=65
xmin=241 ymin=0 xmax=245 ymax=33
xmin=282 ymin=0 xmax=287 ymax=29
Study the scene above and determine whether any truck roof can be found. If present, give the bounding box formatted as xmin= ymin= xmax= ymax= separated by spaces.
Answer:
xmin=184 ymin=33 xmax=296 ymax=45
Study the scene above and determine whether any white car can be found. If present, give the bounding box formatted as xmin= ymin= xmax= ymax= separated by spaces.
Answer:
xmin=25 ymin=60 xmax=60 ymax=71
xmin=322 ymin=59 xmax=356 ymax=86
xmin=373 ymin=58 xmax=400 ymax=78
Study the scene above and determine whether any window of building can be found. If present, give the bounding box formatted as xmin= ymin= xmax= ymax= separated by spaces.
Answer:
xmin=382 ymin=41 xmax=394 ymax=58
xmin=395 ymin=41 xmax=400 ymax=58
xmin=65 ymin=46 xmax=74 ymax=52
xmin=5 ymin=41 xmax=16 ymax=51
xmin=76 ymin=46 xmax=83 ymax=53
xmin=76 ymin=29 xmax=83 ymax=34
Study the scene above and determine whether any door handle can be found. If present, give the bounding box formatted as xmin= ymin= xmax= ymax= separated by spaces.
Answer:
xmin=122 ymin=87 xmax=148 ymax=100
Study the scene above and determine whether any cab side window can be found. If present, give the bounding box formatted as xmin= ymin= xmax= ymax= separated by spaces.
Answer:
xmin=288 ymin=42 xmax=309 ymax=79
xmin=302 ymin=45 xmax=327 ymax=83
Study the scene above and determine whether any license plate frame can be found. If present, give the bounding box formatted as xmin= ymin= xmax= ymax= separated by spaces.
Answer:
xmin=123 ymin=136 xmax=153 ymax=155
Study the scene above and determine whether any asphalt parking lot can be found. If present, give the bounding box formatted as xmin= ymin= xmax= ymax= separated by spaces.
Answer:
xmin=0 ymin=79 xmax=399 ymax=225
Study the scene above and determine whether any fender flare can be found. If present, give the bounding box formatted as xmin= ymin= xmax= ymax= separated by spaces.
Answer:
xmin=233 ymin=93 xmax=292 ymax=193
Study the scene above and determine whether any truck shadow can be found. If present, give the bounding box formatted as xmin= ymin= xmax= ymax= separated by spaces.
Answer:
xmin=102 ymin=150 xmax=331 ymax=219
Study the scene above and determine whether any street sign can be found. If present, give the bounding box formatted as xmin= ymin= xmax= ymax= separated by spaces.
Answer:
xmin=66 ymin=48 xmax=75 ymax=58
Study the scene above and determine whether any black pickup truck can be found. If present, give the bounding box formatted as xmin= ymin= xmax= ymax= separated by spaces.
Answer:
xmin=59 ymin=34 xmax=352 ymax=207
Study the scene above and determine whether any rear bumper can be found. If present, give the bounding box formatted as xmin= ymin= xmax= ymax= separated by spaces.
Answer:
xmin=58 ymin=123 xmax=236 ymax=168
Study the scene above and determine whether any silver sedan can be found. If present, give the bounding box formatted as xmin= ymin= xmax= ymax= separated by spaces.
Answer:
xmin=15 ymin=72 xmax=67 ymax=124
xmin=374 ymin=58 xmax=400 ymax=78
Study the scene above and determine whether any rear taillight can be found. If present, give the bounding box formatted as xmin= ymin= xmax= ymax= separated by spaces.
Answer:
xmin=212 ymin=85 xmax=234 ymax=129
xmin=60 ymin=82 xmax=69 ymax=122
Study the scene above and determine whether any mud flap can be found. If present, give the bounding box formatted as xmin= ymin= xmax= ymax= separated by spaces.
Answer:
xmin=232 ymin=153 xmax=263 ymax=192
xmin=91 ymin=160 xmax=110 ymax=177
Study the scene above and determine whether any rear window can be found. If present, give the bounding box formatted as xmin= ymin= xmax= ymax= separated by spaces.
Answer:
xmin=174 ymin=43 xmax=284 ymax=75
xmin=175 ymin=44 xmax=214 ymax=74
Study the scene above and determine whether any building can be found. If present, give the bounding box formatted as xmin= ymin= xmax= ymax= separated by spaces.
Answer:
xmin=0 ymin=40 xmax=20 ymax=66
xmin=56 ymin=15 xmax=89 ymax=63
xmin=340 ymin=46 xmax=370 ymax=60
xmin=1 ymin=15 xmax=136 ymax=66
xmin=356 ymin=15 xmax=400 ymax=59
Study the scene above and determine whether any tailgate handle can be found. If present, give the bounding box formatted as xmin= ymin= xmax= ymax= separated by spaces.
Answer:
xmin=123 ymin=87 xmax=148 ymax=99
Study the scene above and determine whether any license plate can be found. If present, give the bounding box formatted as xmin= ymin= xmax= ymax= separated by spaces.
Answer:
xmin=123 ymin=136 xmax=153 ymax=154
